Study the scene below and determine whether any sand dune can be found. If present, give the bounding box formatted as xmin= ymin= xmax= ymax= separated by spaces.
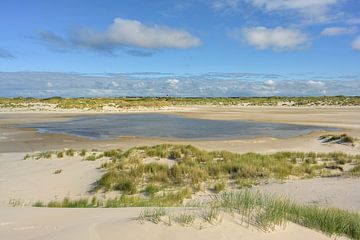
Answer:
xmin=0 ymin=207 xmax=345 ymax=240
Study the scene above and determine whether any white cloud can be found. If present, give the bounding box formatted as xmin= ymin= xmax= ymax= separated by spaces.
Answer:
xmin=352 ymin=36 xmax=360 ymax=51
xmin=307 ymin=80 xmax=325 ymax=89
xmin=321 ymin=27 xmax=357 ymax=36
xmin=211 ymin=0 xmax=341 ymax=22
xmin=72 ymin=18 xmax=201 ymax=50
xmin=264 ymin=80 xmax=276 ymax=88
xmin=238 ymin=27 xmax=309 ymax=51
xmin=1 ymin=72 xmax=359 ymax=97
xmin=264 ymin=79 xmax=275 ymax=85
xmin=250 ymin=0 xmax=340 ymax=22
xmin=39 ymin=18 xmax=201 ymax=54
xmin=111 ymin=81 xmax=120 ymax=88
xmin=250 ymin=0 xmax=338 ymax=11
xmin=166 ymin=79 xmax=180 ymax=88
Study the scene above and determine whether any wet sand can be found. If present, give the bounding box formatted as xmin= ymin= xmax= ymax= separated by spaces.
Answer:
xmin=1 ymin=106 xmax=359 ymax=154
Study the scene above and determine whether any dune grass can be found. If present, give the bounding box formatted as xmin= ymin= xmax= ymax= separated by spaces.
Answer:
xmin=23 ymin=144 xmax=360 ymax=207
xmin=94 ymin=144 xmax=359 ymax=203
xmin=133 ymin=190 xmax=360 ymax=239
xmin=215 ymin=191 xmax=360 ymax=239
xmin=319 ymin=133 xmax=357 ymax=146
xmin=23 ymin=144 xmax=357 ymax=207
xmin=2 ymin=96 xmax=360 ymax=110
xmin=53 ymin=169 xmax=62 ymax=174
xmin=137 ymin=207 xmax=167 ymax=224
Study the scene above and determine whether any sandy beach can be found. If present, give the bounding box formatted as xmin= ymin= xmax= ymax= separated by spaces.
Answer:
xmin=1 ymin=106 xmax=359 ymax=239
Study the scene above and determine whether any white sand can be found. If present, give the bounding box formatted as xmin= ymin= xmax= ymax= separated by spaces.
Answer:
xmin=255 ymin=177 xmax=360 ymax=212
xmin=0 ymin=207 xmax=344 ymax=240
xmin=0 ymin=152 xmax=106 ymax=207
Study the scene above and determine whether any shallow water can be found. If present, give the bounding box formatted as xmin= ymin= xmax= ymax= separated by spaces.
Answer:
xmin=23 ymin=113 xmax=336 ymax=140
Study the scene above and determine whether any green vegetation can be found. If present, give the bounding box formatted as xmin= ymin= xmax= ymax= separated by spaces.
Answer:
xmin=84 ymin=153 xmax=104 ymax=161
xmin=144 ymin=184 xmax=161 ymax=196
xmin=216 ymin=191 xmax=360 ymax=239
xmin=79 ymin=149 xmax=87 ymax=157
xmin=23 ymin=145 xmax=360 ymax=206
xmin=213 ymin=181 xmax=226 ymax=193
xmin=33 ymin=197 xmax=100 ymax=208
xmin=56 ymin=151 xmax=64 ymax=158
xmin=54 ymin=169 xmax=62 ymax=174
xmin=1 ymin=96 xmax=360 ymax=110
xmin=24 ymin=144 xmax=360 ymax=239
xmin=175 ymin=212 xmax=196 ymax=226
xmin=23 ymin=145 xmax=357 ymax=205
xmin=134 ymin=190 xmax=360 ymax=239
xmin=33 ymin=190 xmax=360 ymax=239
xmin=138 ymin=207 xmax=167 ymax=224
xmin=349 ymin=165 xmax=360 ymax=177
xmin=65 ymin=148 xmax=75 ymax=156
xmin=319 ymin=133 xmax=357 ymax=146
xmin=94 ymin=144 xmax=359 ymax=204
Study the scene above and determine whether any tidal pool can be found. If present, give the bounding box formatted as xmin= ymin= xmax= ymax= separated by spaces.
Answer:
xmin=23 ymin=113 xmax=336 ymax=140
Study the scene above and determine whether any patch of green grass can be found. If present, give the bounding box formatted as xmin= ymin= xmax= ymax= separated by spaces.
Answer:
xmin=79 ymin=149 xmax=87 ymax=157
xmin=138 ymin=208 xmax=167 ymax=224
xmin=319 ymin=134 xmax=357 ymax=146
xmin=144 ymin=184 xmax=161 ymax=196
xmin=33 ymin=201 xmax=45 ymax=207
xmin=217 ymin=191 xmax=360 ymax=239
xmin=54 ymin=169 xmax=62 ymax=174
xmin=32 ymin=189 xmax=360 ymax=239
xmin=103 ymin=149 xmax=123 ymax=160
xmin=349 ymin=165 xmax=360 ymax=177
xmin=236 ymin=178 xmax=258 ymax=188
xmin=103 ymin=188 xmax=192 ymax=207
xmin=202 ymin=204 xmax=221 ymax=225
xmin=65 ymin=148 xmax=75 ymax=157
xmin=84 ymin=152 xmax=104 ymax=161
xmin=84 ymin=154 xmax=96 ymax=161
xmin=175 ymin=211 xmax=196 ymax=227
xmin=213 ymin=181 xmax=226 ymax=193
xmin=44 ymin=197 xmax=100 ymax=208
xmin=56 ymin=151 xmax=64 ymax=158
xmin=93 ymin=144 xmax=359 ymax=205
xmin=36 ymin=151 xmax=53 ymax=159
xmin=115 ymin=179 xmax=137 ymax=194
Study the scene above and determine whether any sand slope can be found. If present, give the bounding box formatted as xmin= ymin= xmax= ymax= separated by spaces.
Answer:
xmin=0 ymin=207 xmax=345 ymax=240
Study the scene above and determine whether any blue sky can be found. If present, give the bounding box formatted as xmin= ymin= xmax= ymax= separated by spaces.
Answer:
xmin=0 ymin=0 xmax=360 ymax=97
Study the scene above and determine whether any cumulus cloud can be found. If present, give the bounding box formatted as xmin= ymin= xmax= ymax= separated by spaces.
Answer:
xmin=321 ymin=27 xmax=357 ymax=36
xmin=307 ymin=80 xmax=325 ymax=89
xmin=166 ymin=79 xmax=180 ymax=89
xmin=234 ymin=26 xmax=309 ymax=51
xmin=352 ymin=36 xmax=360 ymax=51
xmin=38 ymin=18 xmax=201 ymax=55
xmin=0 ymin=48 xmax=14 ymax=59
xmin=1 ymin=71 xmax=359 ymax=97
xmin=264 ymin=80 xmax=276 ymax=88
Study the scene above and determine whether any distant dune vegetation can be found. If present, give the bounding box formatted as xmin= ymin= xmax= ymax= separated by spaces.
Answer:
xmin=0 ymin=96 xmax=360 ymax=110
